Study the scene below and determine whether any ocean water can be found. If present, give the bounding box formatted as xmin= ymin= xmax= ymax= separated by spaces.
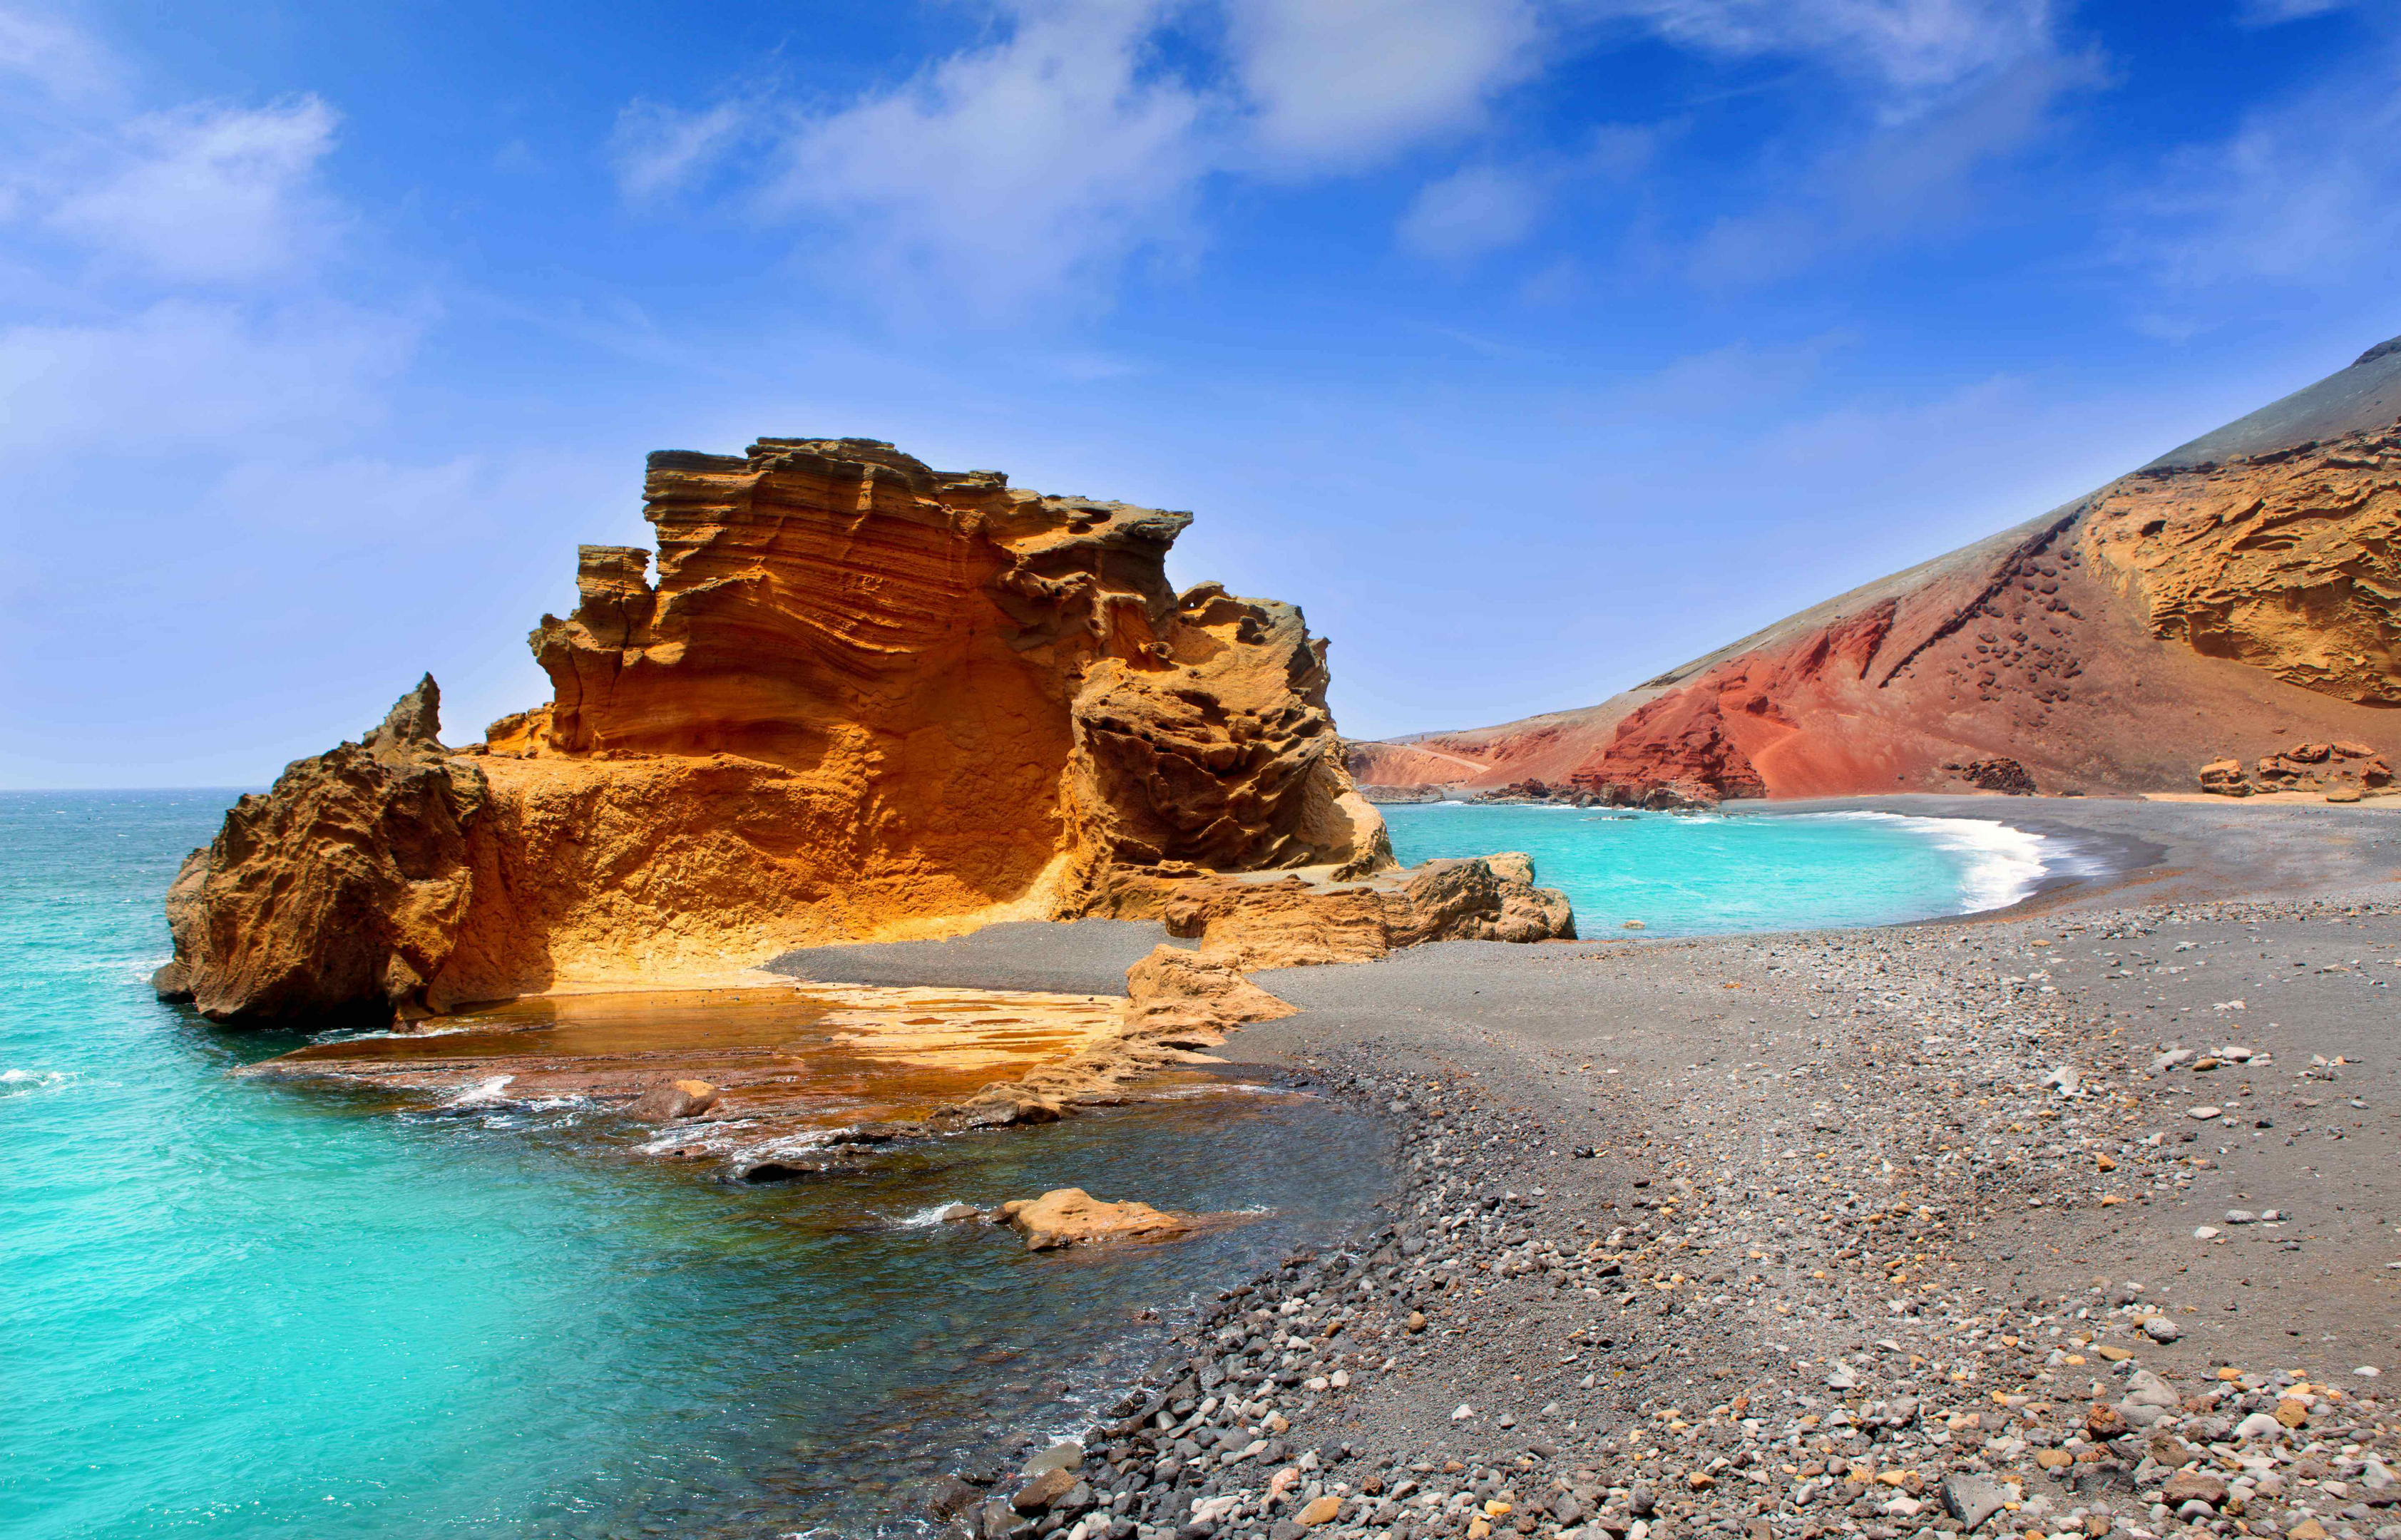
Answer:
xmin=0 ymin=791 xmax=1388 ymax=1540
xmin=1381 ymin=803 xmax=2048 ymax=937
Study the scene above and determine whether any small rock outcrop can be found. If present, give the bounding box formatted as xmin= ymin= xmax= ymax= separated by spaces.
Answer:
xmin=2196 ymin=739 xmax=2391 ymax=797
xmin=1943 ymin=757 xmax=2037 ymax=794
xmin=161 ymin=439 xmax=1565 ymax=1026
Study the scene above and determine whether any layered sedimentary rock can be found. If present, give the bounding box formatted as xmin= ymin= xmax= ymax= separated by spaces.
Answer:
xmin=1351 ymin=337 xmax=2401 ymax=804
xmin=163 ymin=438 xmax=1561 ymax=1026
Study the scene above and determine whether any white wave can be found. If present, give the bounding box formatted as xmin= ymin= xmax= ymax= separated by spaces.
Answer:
xmin=1 ymin=1068 xmax=70 ymax=1092
xmin=892 ymin=1200 xmax=983 ymax=1228
xmin=441 ymin=1074 xmax=516 ymax=1109
xmin=1782 ymin=810 xmax=2048 ymax=913
xmin=1858 ymin=813 xmax=2047 ymax=913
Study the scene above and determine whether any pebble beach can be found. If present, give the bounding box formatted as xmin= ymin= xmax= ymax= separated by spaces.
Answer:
xmin=923 ymin=799 xmax=2401 ymax=1540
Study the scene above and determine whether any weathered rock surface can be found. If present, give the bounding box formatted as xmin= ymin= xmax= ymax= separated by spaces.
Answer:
xmin=628 ymin=1077 xmax=720 ymax=1122
xmin=162 ymin=438 xmax=1552 ymax=1026
xmin=153 ymin=676 xmax=488 ymax=1023
xmin=1353 ymin=338 xmax=2401 ymax=803
xmin=1001 ymin=1188 xmax=1190 ymax=1251
xmin=2197 ymin=739 xmax=2392 ymax=797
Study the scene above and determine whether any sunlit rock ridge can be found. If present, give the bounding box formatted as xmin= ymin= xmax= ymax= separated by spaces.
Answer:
xmin=1351 ymin=336 xmax=2401 ymax=805
xmin=159 ymin=438 xmax=1575 ymax=1026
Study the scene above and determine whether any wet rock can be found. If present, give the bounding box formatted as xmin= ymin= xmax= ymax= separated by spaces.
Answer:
xmin=1013 ymin=1467 xmax=1078 ymax=1513
xmin=628 ymin=1077 xmax=720 ymax=1122
xmin=1026 ymin=1442 xmax=1085 ymax=1477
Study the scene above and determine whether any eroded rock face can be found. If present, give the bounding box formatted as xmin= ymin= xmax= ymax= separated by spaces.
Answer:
xmin=154 ymin=676 xmax=488 ymax=1023
xmin=2085 ymin=424 xmax=2401 ymax=703
xmin=1351 ymin=337 xmax=2401 ymax=804
xmin=161 ymin=438 xmax=1520 ymax=1027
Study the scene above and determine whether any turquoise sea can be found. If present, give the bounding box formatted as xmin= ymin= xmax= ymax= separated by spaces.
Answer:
xmin=0 ymin=791 xmax=1386 ymax=1540
xmin=4 ymin=793 xmax=2047 ymax=1539
xmin=1381 ymin=802 xmax=2049 ymax=937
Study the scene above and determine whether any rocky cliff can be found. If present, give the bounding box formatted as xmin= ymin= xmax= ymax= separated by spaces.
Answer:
xmin=1351 ymin=336 xmax=2401 ymax=805
xmin=160 ymin=438 xmax=1567 ymax=1026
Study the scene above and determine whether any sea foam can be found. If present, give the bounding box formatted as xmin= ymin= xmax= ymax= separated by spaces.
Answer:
xmin=1811 ymin=811 xmax=2048 ymax=913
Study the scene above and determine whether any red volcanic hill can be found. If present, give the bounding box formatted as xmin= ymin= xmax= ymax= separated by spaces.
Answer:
xmin=1350 ymin=337 xmax=2401 ymax=805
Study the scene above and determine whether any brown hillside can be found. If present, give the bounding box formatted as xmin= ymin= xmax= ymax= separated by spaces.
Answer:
xmin=1351 ymin=337 xmax=2401 ymax=804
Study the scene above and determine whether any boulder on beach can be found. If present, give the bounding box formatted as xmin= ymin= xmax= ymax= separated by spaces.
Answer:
xmin=1001 ymin=1188 xmax=1191 ymax=1251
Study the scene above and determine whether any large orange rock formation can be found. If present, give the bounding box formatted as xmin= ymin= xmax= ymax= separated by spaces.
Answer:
xmin=160 ymin=438 xmax=1567 ymax=1026
xmin=1350 ymin=335 xmax=2401 ymax=805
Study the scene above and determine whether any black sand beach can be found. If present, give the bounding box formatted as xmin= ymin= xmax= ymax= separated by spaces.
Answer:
xmin=833 ymin=797 xmax=2401 ymax=1540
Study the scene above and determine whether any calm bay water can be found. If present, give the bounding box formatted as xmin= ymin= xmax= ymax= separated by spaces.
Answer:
xmin=0 ymin=792 xmax=1388 ymax=1540
xmin=1382 ymin=802 xmax=2048 ymax=937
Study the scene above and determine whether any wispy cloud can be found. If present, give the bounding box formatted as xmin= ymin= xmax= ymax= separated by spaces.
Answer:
xmin=0 ymin=4 xmax=117 ymax=103
xmin=1397 ymin=123 xmax=1660 ymax=262
xmin=2123 ymin=36 xmax=2401 ymax=291
xmin=1684 ymin=46 xmax=2106 ymax=284
xmin=600 ymin=0 xmax=2103 ymax=320
xmin=1226 ymin=0 xmax=1543 ymax=165
xmin=609 ymin=98 xmax=752 ymax=202
xmin=1590 ymin=0 xmax=2060 ymax=106
xmin=45 ymin=96 xmax=344 ymax=282
xmin=2233 ymin=0 xmax=2352 ymax=24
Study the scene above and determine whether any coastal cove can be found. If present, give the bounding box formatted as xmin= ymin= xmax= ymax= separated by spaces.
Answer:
xmin=0 ymin=791 xmax=1391 ymax=1540
xmin=1380 ymin=804 xmax=2059 ymax=936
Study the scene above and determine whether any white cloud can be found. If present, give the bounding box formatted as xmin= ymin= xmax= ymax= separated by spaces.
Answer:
xmin=2127 ymin=41 xmax=2401 ymax=289
xmin=1224 ymin=0 xmax=1543 ymax=164
xmin=609 ymin=0 xmax=1570 ymax=318
xmin=0 ymin=299 xmax=420 ymax=456
xmin=1594 ymin=0 xmax=2058 ymax=103
xmin=45 ymin=96 xmax=344 ymax=282
xmin=749 ymin=0 xmax=1209 ymax=322
xmin=1398 ymin=163 xmax=1545 ymax=260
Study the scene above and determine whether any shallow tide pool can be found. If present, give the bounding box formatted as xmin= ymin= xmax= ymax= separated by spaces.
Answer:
xmin=1381 ymin=802 xmax=2049 ymax=937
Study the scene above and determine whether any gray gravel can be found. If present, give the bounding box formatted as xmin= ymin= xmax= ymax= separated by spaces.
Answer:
xmin=918 ymin=799 xmax=2401 ymax=1540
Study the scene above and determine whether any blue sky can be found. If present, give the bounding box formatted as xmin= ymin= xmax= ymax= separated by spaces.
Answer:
xmin=4 ymin=0 xmax=2397 ymax=788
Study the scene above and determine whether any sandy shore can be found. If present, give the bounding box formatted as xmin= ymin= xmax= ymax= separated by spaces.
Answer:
xmin=841 ymin=798 xmax=2401 ymax=1540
